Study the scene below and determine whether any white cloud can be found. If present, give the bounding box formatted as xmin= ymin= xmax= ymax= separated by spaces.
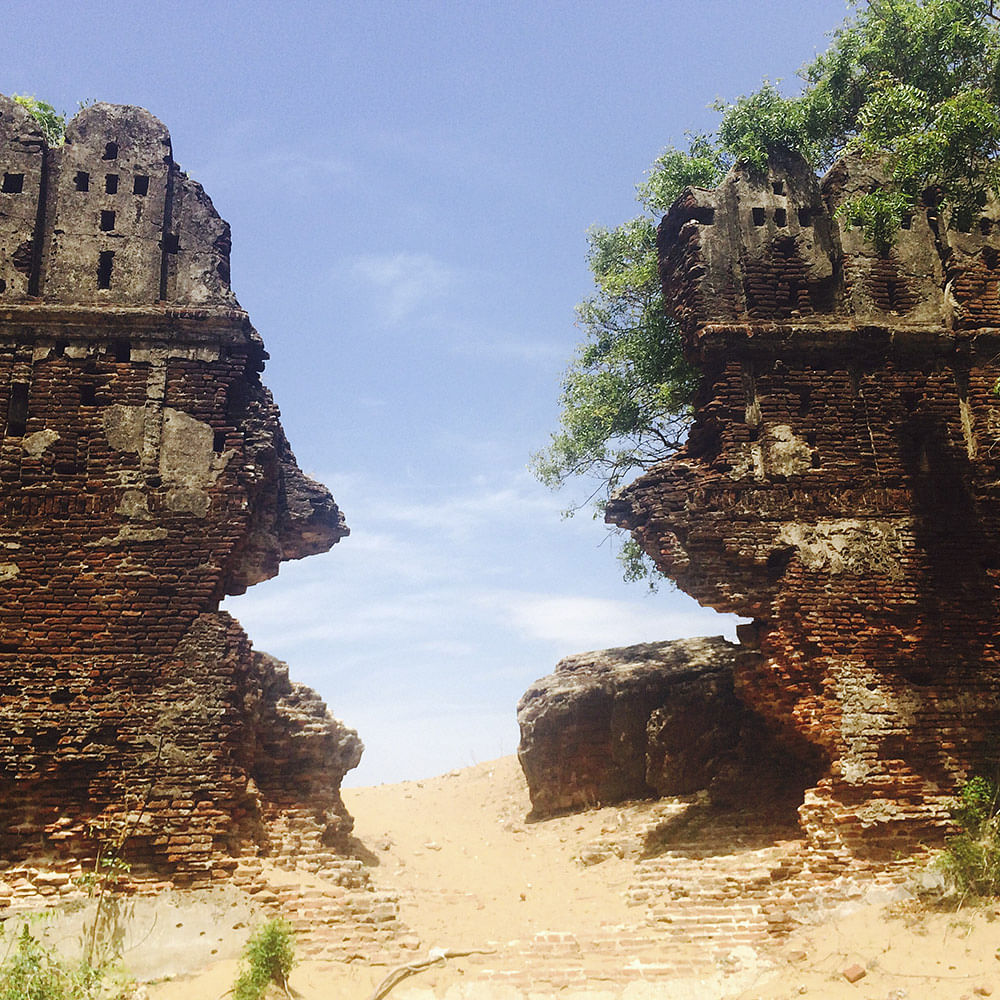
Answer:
xmin=364 ymin=483 xmax=563 ymax=541
xmin=488 ymin=591 xmax=740 ymax=653
xmin=349 ymin=252 xmax=457 ymax=325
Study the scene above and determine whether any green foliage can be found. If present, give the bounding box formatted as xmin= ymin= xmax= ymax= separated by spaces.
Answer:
xmin=636 ymin=133 xmax=727 ymax=214
xmin=232 ymin=919 xmax=295 ymax=1000
xmin=12 ymin=95 xmax=66 ymax=146
xmin=938 ymin=775 xmax=1000 ymax=895
xmin=716 ymin=0 xmax=1000 ymax=238
xmin=0 ymin=925 xmax=130 ymax=1000
xmin=716 ymin=82 xmax=821 ymax=175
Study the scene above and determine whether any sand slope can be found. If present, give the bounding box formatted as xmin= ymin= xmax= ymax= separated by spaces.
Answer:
xmin=147 ymin=756 xmax=1000 ymax=999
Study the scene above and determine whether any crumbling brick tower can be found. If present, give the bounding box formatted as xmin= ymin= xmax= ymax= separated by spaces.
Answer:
xmin=0 ymin=96 xmax=358 ymax=881
xmin=607 ymin=151 xmax=1000 ymax=854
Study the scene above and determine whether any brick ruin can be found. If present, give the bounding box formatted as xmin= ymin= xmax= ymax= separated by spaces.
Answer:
xmin=0 ymin=96 xmax=360 ymax=882
xmin=607 ymin=151 xmax=1000 ymax=855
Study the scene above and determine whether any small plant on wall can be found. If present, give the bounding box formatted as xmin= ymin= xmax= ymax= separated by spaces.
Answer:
xmin=232 ymin=918 xmax=296 ymax=1000
xmin=938 ymin=775 xmax=1000 ymax=895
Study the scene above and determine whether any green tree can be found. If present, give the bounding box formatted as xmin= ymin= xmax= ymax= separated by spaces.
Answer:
xmin=535 ymin=0 xmax=1000 ymax=582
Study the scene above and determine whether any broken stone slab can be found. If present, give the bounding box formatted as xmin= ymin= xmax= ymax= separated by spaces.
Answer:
xmin=517 ymin=636 xmax=806 ymax=819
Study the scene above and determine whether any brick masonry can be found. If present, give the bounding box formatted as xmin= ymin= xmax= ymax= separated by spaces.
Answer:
xmin=607 ymin=150 xmax=1000 ymax=854
xmin=0 ymin=95 xmax=361 ymax=882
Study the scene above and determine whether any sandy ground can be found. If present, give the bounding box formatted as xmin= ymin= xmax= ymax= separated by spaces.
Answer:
xmin=145 ymin=757 xmax=1000 ymax=1000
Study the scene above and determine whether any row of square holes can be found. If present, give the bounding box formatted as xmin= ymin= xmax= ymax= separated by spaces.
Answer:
xmin=0 ymin=140 xmax=133 ymax=195
xmin=751 ymin=207 xmax=814 ymax=228
xmin=1 ymin=171 xmax=151 ymax=196
xmin=75 ymin=171 xmax=149 ymax=196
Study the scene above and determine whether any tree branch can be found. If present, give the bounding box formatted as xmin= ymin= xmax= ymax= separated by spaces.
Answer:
xmin=366 ymin=948 xmax=496 ymax=1000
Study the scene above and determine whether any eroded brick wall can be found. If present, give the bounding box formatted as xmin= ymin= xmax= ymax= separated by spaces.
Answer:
xmin=608 ymin=151 xmax=1000 ymax=854
xmin=0 ymin=96 xmax=356 ymax=880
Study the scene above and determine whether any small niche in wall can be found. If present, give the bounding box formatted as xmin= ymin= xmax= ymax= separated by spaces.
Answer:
xmin=112 ymin=339 xmax=131 ymax=362
xmin=752 ymin=207 xmax=766 ymax=227
xmin=0 ymin=279 xmax=6 ymax=294
xmin=7 ymin=383 xmax=28 ymax=436
xmin=99 ymin=210 xmax=115 ymax=232
xmin=1 ymin=173 xmax=24 ymax=194
xmin=955 ymin=207 xmax=975 ymax=233
xmin=798 ymin=208 xmax=813 ymax=227
xmin=772 ymin=181 xmax=784 ymax=195
xmin=103 ymin=142 xmax=118 ymax=160
xmin=80 ymin=384 xmax=97 ymax=407
xmin=74 ymin=171 xmax=90 ymax=192
xmin=693 ymin=206 xmax=715 ymax=225
xmin=133 ymin=175 xmax=149 ymax=196
xmin=97 ymin=251 xmax=114 ymax=289
xmin=213 ymin=430 xmax=227 ymax=454
xmin=774 ymin=208 xmax=788 ymax=227
xmin=105 ymin=174 xmax=119 ymax=195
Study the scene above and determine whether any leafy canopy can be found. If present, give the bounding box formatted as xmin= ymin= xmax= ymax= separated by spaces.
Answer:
xmin=534 ymin=0 xmax=1000 ymax=583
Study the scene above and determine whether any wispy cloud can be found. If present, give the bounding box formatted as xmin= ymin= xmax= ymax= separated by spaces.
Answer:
xmin=185 ymin=115 xmax=353 ymax=195
xmin=487 ymin=591 xmax=740 ymax=652
xmin=349 ymin=252 xmax=457 ymax=325
xmin=363 ymin=483 xmax=563 ymax=542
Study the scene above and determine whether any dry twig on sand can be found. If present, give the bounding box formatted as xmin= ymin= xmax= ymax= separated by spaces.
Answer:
xmin=366 ymin=948 xmax=497 ymax=1000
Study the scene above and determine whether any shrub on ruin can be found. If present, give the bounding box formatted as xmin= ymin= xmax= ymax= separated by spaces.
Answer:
xmin=938 ymin=775 xmax=1000 ymax=895
xmin=12 ymin=95 xmax=65 ymax=146
xmin=232 ymin=918 xmax=295 ymax=1000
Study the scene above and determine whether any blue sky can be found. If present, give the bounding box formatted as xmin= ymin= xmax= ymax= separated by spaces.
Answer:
xmin=4 ymin=0 xmax=851 ymax=784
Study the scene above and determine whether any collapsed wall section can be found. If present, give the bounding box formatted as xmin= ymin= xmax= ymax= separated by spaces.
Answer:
xmin=607 ymin=152 xmax=1000 ymax=853
xmin=0 ymin=96 xmax=355 ymax=880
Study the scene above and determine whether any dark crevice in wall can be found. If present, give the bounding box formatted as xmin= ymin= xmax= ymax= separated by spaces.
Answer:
xmin=27 ymin=148 xmax=49 ymax=297
xmin=158 ymin=156 xmax=175 ymax=302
